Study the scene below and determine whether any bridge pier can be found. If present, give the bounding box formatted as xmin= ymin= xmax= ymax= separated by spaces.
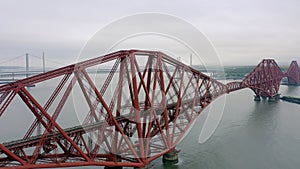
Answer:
xmin=104 ymin=155 xmax=123 ymax=169
xmin=261 ymin=96 xmax=267 ymax=100
xmin=268 ymin=94 xmax=280 ymax=102
xmin=134 ymin=164 xmax=150 ymax=169
xmin=162 ymin=149 xmax=179 ymax=165
xmin=254 ymin=95 xmax=261 ymax=101
xmin=268 ymin=97 xmax=276 ymax=102
xmin=104 ymin=166 xmax=123 ymax=169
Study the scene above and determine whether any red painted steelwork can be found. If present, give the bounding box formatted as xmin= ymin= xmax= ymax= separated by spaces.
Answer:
xmin=242 ymin=59 xmax=284 ymax=97
xmin=0 ymin=50 xmax=298 ymax=168
xmin=286 ymin=61 xmax=300 ymax=85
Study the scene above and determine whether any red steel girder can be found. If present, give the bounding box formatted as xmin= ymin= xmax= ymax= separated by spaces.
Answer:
xmin=286 ymin=61 xmax=300 ymax=85
xmin=242 ymin=59 xmax=284 ymax=97
xmin=0 ymin=50 xmax=298 ymax=169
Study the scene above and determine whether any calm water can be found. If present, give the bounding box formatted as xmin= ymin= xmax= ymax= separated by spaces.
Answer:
xmin=1 ymin=81 xmax=300 ymax=169
xmin=156 ymin=85 xmax=300 ymax=169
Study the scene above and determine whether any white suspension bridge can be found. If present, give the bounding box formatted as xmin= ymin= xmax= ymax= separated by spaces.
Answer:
xmin=0 ymin=53 xmax=65 ymax=84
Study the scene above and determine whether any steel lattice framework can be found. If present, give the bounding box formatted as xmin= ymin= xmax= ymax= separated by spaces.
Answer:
xmin=286 ymin=61 xmax=300 ymax=85
xmin=243 ymin=59 xmax=284 ymax=97
xmin=0 ymin=50 xmax=299 ymax=168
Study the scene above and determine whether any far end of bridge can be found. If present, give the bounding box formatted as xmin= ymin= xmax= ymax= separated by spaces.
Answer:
xmin=0 ymin=50 xmax=299 ymax=169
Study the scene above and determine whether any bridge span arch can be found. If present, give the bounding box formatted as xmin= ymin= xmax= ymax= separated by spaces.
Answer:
xmin=0 ymin=50 xmax=299 ymax=168
xmin=226 ymin=59 xmax=299 ymax=99
xmin=286 ymin=61 xmax=300 ymax=85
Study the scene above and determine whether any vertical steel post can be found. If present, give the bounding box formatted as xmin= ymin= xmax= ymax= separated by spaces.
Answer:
xmin=26 ymin=53 xmax=29 ymax=78
xmin=190 ymin=54 xmax=192 ymax=67
xmin=129 ymin=51 xmax=145 ymax=159
xmin=43 ymin=52 xmax=45 ymax=73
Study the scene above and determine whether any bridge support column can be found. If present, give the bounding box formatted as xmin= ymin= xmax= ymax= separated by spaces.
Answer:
xmin=254 ymin=95 xmax=261 ymax=101
xmin=104 ymin=156 xmax=122 ymax=169
xmin=268 ymin=94 xmax=280 ymax=102
xmin=163 ymin=149 xmax=179 ymax=165
xmin=268 ymin=97 xmax=276 ymax=102
xmin=104 ymin=166 xmax=122 ymax=169
xmin=134 ymin=164 xmax=150 ymax=169
xmin=261 ymin=96 xmax=267 ymax=100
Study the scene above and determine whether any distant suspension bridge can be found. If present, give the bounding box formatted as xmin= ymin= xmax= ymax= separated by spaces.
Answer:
xmin=0 ymin=50 xmax=299 ymax=169
xmin=0 ymin=53 xmax=65 ymax=84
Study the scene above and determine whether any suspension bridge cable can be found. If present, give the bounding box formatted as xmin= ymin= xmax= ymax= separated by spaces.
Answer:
xmin=0 ymin=54 xmax=25 ymax=65
xmin=28 ymin=53 xmax=67 ymax=66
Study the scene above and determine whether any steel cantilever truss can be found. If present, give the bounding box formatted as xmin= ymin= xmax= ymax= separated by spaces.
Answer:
xmin=227 ymin=59 xmax=299 ymax=97
xmin=0 ymin=50 xmax=299 ymax=168
xmin=243 ymin=59 xmax=284 ymax=97
xmin=286 ymin=61 xmax=300 ymax=85
xmin=0 ymin=50 xmax=227 ymax=168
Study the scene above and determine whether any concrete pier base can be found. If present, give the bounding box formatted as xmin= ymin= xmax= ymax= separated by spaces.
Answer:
xmin=134 ymin=164 xmax=150 ymax=169
xmin=162 ymin=149 xmax=179 ymax=165
xmin=268 ymin=94 xmax=280 ymax=102
xmin=104 ymin=156 xmax=122 ymax=169
xmin=268 ymin=97 xmax=277 ymax=102
xmin=254 ymin=95 xmax=261 ymax=101
xmin=261 ymin=96 xmax=267 ymax=100
xmin=104 ymin=166 xmax=123 ymax=169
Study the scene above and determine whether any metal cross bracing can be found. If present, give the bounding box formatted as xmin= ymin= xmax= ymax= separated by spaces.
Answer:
xmin=0 ymin=50 xmax=299 ymax=169
xmin=242 ymin=59 xmax=284 ymax=97
xmin=286 ymin=61 xmax=300 ymax=85
xmin=228 ymin=59 xmax=300 ymax=97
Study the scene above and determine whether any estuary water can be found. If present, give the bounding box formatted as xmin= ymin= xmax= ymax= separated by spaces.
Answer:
xmin=156 ymin=85 xmax=300 ymax=169
xmin=74 ymin=84 xmax=300 ymax=169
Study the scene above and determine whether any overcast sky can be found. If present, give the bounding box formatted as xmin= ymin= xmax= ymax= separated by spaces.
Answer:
xmin=1 ymin=0 xmax=300 ymax=67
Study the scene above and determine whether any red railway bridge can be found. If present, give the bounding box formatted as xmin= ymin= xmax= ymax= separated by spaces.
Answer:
xmin=0 ymin=50 xmax=299 ymax=169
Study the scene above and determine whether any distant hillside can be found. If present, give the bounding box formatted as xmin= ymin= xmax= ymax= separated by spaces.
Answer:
xmin=192 ymin=65 xmax=255 ymax=80
xmin=192 ymin=65 xmax=290 ymax=80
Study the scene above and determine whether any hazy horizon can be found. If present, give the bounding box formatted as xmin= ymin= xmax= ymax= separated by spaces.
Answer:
xmin=1 ymin=0 xmax=300 ymax=67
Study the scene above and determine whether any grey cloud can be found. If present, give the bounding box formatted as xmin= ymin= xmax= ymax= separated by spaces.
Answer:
xmin=0 ymin=0 xmax=299 ymax=67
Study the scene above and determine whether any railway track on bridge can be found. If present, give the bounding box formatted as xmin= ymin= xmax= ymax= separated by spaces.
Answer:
xmin=0 ymin=50 xmax=299 ymax=168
